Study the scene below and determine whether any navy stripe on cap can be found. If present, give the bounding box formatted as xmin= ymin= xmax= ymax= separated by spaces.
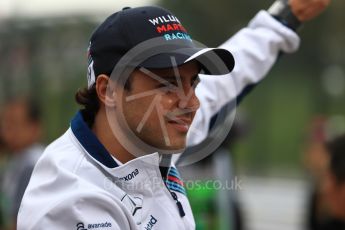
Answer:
xmin=71 ymin=111 xmax=118 ymax=168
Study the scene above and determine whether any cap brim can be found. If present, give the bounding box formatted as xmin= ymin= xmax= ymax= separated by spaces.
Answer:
xmin=139 ymin=47 xmax=235 ymax=75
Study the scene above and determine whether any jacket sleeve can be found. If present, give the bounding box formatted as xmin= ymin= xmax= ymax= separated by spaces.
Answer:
xmin=186 ymin=10 xmax=300 ymax=147
xmin=17 ymin=192 xmax=133 ymax=230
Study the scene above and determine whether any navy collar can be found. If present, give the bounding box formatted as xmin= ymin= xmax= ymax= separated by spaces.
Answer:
xmin=71 ymin=111 xmax=118 ymax=168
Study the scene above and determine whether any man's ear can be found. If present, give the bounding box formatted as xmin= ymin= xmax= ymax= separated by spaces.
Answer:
xmin=95 ymin=75 xmax=117 ymax=107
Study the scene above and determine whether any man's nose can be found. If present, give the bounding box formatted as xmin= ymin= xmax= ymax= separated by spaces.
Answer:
xmin=177 ymin=85 xmax=200 ymax=111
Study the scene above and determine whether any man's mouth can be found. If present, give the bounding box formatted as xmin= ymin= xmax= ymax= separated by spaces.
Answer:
xmin=167 ymin=116 xmax=192 ymax=133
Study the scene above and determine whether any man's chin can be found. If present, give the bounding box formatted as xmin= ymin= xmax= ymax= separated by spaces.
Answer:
xmin=135 ymin=133 xmax=187 ymax=154
xmin=153 ymin=144 xmax=185 ymax=153
xmin=147 ymin=142 xmax=186 ymax=154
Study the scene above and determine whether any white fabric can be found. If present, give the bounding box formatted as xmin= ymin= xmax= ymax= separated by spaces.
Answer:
xmin=87 ymin=60 xmax=96 ymax=88
xmin=18 ymin=129 xmax=195 ymax=230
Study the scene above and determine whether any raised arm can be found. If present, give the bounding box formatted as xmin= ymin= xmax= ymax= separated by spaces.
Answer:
xmin=187 ymin=0 xmax=330 ymax=147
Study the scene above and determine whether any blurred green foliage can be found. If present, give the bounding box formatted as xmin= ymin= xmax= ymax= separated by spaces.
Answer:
xmin=0 ymin=1 xmax=345 ymax=175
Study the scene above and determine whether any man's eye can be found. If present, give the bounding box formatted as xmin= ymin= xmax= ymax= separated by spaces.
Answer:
xmin=168 ymin=81 xmax=178 ymax=87
xmin=158 ymin=82 xmax=177 ymax=89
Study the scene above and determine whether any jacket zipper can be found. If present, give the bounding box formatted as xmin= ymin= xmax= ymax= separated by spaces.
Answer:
xmin=170 ymin=191 xmax=185 ymax=217
xmin=160 ymin=165 xmax=186 ymax=218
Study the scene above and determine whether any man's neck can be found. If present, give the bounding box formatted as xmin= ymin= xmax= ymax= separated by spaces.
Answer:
xmin=92 ymin=109 xmax=136 ymax=164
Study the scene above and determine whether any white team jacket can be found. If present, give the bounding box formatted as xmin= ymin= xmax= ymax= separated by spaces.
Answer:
xmin=18 ymin=11 xmax=299 ymax=230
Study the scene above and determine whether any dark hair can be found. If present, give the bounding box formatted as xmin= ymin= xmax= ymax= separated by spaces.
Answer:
xmin=326 ymin=134 xmax=345 ymax=183
xmin=75 ymin=85 xmax=100 ymax=128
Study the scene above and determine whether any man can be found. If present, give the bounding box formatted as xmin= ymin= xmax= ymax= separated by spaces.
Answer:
xmin=18 ymin=1 xmax=330 ymax=229
xmin=0 ymin=98 xmax=44 ymax=230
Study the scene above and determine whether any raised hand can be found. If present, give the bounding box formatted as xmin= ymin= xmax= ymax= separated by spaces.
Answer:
xmin=289 ymin=0 xmax=331 ymax=21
